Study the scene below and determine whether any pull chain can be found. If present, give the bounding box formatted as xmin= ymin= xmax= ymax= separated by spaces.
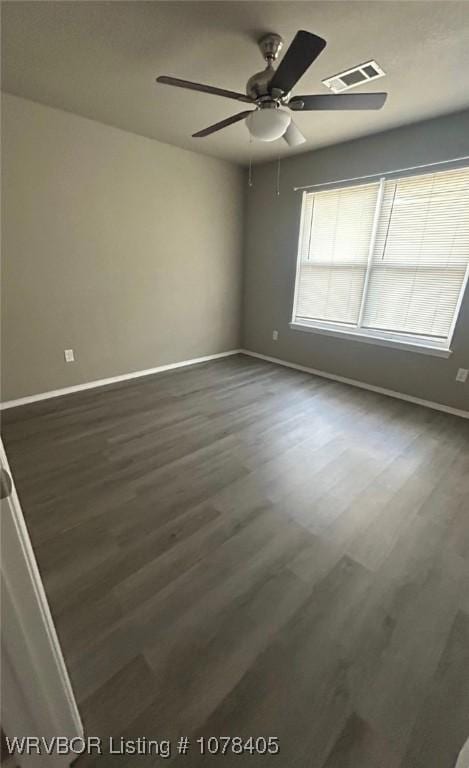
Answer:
xmin=276 ymin=157 xmax=281 ymax=196
xmin=248 ymin=135 xmax=253 ymax=188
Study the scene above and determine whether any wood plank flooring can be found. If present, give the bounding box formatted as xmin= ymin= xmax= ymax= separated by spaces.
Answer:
xmin=2 ymin=354 xmax=469 ymax=767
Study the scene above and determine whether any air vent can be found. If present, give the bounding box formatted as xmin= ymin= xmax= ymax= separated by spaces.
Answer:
xmin=322 ymin=60 xmax=385 ymax=93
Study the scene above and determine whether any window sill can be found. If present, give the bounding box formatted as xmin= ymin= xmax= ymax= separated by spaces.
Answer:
xmin=289 ymin=321 xmax=452 ymax=358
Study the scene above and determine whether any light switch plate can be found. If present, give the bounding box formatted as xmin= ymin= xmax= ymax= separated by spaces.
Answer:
xmin=456 ymin=368 xmax=468 ymax=383
xmin=64 ymin=349 xmax=75 ymax=363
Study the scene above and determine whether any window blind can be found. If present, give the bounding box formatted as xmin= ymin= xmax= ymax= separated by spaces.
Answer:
xmin=295 ymin=181 xmax=380 ymax=325
xmin=293 ymin=165 xmax=469 ymax=347
xmin=363 ymin=167 xmax=469 ymax=338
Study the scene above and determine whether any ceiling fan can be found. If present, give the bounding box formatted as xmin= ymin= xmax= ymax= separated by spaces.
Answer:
xmin=156 ymin=30 xmax=387 ymax=146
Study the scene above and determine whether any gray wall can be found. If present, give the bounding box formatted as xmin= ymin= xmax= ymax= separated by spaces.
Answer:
xmin=1 ymin=94 xmax=244 ymax=400
xmin=243 ymin=109 xmax=469 ymax=410
xmin=2 ymin=96 xmax=469 ymax=409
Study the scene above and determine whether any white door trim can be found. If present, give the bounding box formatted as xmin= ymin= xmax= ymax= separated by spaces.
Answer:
xmin=0 ymin=438 xmax=83 ymax=766
xmin=456 ymin=739 xmax=469 ymax=768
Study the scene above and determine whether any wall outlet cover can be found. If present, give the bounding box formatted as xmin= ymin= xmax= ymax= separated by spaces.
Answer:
xmin=64 ymin=349 xmax=75 ymax=363
xmin=272 ymin=330 xmax=279 ymax=341
xmin=456 ymin=368 xmax=468 ymax=382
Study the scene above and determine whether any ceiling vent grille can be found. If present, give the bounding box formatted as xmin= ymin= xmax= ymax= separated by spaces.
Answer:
xmin=322 ymin=60 xmax=385 ymax=93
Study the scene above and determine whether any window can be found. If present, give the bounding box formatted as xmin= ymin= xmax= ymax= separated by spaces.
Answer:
xmin=291 ymin=165 xmax=469 ymax=355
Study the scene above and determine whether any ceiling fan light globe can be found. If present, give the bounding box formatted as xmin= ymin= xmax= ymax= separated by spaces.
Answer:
xmin=246 ymin=108 xmax=291 ymax=142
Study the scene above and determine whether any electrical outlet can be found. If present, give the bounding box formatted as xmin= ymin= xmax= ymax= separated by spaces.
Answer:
xmin=456 ymin=368 xmax=468 ymax=383
xmin=272 ymin=330 xmax=279 ymax=341
xmin=64 ymin=349 xmax=75 ymax=363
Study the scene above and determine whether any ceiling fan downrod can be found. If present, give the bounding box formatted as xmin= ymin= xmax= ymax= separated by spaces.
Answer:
xmin=246 ymin=33 xmax=286 ymax=102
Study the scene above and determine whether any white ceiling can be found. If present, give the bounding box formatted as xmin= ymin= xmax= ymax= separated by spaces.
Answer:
xmin=2 ymin=1 xmax=469 ymax=166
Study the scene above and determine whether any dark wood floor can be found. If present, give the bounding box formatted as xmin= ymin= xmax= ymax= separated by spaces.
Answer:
xmin=2 ymin=354 xmax=469 ymax=767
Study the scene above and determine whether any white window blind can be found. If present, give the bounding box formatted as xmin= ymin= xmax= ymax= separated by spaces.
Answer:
xmin=293 ymin=165 xmax=469 ymax=350
xmin=295 ymin=181 xmax=380 ymax=325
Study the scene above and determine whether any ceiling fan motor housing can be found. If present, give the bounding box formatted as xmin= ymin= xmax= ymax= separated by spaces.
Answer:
xmin=246 ymin=68 xmax=275 ymax=99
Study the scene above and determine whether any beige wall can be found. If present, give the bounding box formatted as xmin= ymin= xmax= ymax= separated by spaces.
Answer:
xmin=243 ymin=109 xmax=469 ymax=411
xmin=1 ymin=94 xmax=244 ymax=401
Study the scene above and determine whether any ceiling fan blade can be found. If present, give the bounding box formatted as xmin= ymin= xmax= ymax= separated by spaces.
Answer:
xmin=192 ymin=110 xmax=254 ymax=138
xmin=157 ymin=76 xmax=254 ymax=104
xmin=283 ymin=121 xmax=306 ymax=147
xmin=289 ymin=92 xmax=388 ymax=110
xmin=269 ymin=30 xmax=326 ymax=94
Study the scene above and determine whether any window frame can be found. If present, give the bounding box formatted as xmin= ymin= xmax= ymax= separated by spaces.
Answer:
xmin=290 ymin=168 xmax=469 ymax=358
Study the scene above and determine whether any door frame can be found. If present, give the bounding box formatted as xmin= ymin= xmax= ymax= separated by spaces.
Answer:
xmin=1 ymin=437 xmax=83 ymax=767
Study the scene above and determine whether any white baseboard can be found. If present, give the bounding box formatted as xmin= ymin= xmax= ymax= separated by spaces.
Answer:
xmin=3 ymin=347 xmax=467 ymax=420
xmin=240 ymin=349 xmax=469 ymax=420
xmin=0 ymin=350 xmax=242 ymax=410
